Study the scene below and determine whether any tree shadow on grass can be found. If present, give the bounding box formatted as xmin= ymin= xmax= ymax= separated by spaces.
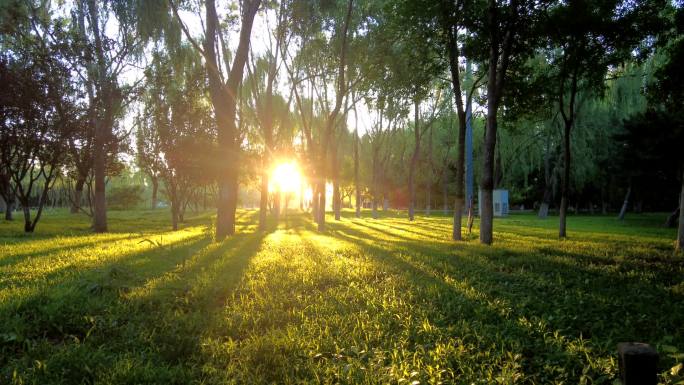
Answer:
xmin=327 ymin=220 xmax=684 ymax=382
xmin=1 ymin=223 xmax=268 ymax=381
xmin=327 ymin=226 xmax=584 ymax=382
xmin=0 ymin=233 xmax=135 ymax=267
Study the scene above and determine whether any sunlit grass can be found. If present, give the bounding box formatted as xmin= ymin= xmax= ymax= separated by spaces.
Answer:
xmin=0 ymin=208 xmax=682 ymax=384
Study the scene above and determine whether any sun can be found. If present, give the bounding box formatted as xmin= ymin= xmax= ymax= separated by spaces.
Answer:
xmin=271 ymin=161 xmax=302 ymax=193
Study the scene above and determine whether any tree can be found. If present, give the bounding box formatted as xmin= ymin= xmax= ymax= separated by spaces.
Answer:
xmin=545 ymin=0 xmax=665 ymax=238
xmin=478 ymin=0 xmax=532 ymax=244
xmin=169 ymin=0 xmax=261 ymax=239
xmin=283 ymin=0 xmax=357 ymax=231
xmin=0 ymin=25 xmax=78 ymax=232
xmin=142 ymin=48 xmax=216 ymax=230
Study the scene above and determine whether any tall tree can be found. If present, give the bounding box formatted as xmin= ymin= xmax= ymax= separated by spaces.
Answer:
xmin=170 ymin=0 xmax=261 ymax=239
xmin=0 ymin=16 xmax=79 ymax=232
xmin=77 ymin=0 xmax=138 ymax=232
xmin=546 ymin=0 xmax=665 ymax=237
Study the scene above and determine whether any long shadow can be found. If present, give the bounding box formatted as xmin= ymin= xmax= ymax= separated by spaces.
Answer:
xmin=0 ymin=233 xmax=135 ymax=267
xmin=0 ymin=225 xmax=268 ymax=372
xmin=119 ymin=230 xmax=268 ymax=365
xmin=328 ymin=221 xmax=684 ymax=377
xmin=328 ymin=226 xmax=584 ymax=381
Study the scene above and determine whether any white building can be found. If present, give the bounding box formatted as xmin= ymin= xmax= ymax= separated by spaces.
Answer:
xmin=478 ymin=189 xmax=509 ymax=217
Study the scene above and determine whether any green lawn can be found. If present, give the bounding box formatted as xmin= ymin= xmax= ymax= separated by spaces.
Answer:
xmin=1 ymin=209 xmax=683 ymax=384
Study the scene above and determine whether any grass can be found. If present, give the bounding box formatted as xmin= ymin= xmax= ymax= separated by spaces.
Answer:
xmin=1 ymin=208 xmax=683 ymax=384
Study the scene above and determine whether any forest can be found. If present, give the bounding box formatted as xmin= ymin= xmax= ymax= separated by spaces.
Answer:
xmin=1 ymin=0 xmax=683 ymax=383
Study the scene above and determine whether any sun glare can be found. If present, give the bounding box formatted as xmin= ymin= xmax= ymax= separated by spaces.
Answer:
xmin=271 ymin=161 xmax=302 ymax=193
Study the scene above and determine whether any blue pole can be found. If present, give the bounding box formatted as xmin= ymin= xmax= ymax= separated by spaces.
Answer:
xmin=465 ymin=61 xmax=474 ymax=207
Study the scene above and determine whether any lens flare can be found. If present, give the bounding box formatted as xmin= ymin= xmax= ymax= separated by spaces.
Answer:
xmin=271 ymin=161 xmax=301 ymax=193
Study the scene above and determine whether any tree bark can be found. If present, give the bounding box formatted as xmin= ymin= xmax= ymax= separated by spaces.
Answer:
xmin=666 ymin=207 xmax=679 ymax=228
xmin=171 ymin=200 xmax=179 ymax=231
xmin=312 ymin=182 xmax=319 ymax=221
xmin=480 ymin=0 xmax=515 ymax=245
xmin=354 ymin=127 xmax=361 ymax=218
xmin=274 ymin=188 xmax=281 ymax=223
xmin=676 ymin=169 xmax=684 ymax=252
xmin=1 ymin=175 xmax=14 ymax=221
xmin=259 ymin=168 xmax=269 ymax=230
xmin=480 ymin=95 xmax=498 ymax=244
xmin=22 ymin=203 xmax=33 ymax=232
xmin=151 ymin=177 xmax=158 ymax=209
xmin=316 ymin=179 xmax=326 ymax=231
xmin=538 ymin=136 xmax=552 ymax=218
xmin=426 ymin=123 xmax=432 ymax=216
xmin=447 ymin=26 xmax=467 ymax=241
xmin=4 ymin=198 xmax=13 ymax=221
xmin=332 ymin=144 xmax=341 ymax=221
xmin=87 ymin=0 xmax=109 ymax=233
xmin=618 ymin=186 xmax=631 ymax=221
xmin=92 ymin=119 xmax=107 ymax=232
xmin=408 ymin=99 xmax=420 ymax=221
xmin=203 ymin=0 xmax=260 ymax=240
xmin=71 ymin=177 xmax=86 ymax=213
xmin=559 ymin=117 xmax=572 ymax=237
xmin=443 ymin=180 xmax=448 ymax=215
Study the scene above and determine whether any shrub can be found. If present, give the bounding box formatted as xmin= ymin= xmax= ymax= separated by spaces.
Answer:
xmin=108 ymin=185 xmax=144 ymax=210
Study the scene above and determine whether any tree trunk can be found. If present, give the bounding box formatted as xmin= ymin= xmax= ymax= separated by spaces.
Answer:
xmin=1 ymin=176 xmax=14 ymax=220
xmin=22 ymin=203 xmax=33 ymax=233
xmin=467 ymin=197 xmax=475 ymax=235
xmin=171 ymin=202 xmax=179 ymax=231
xmin=259 ymin=168 xmax=269 ymax=230
xmin=494 ymin=147 xmax=503 ymax=189
xmin=371 ymin=148 xmax=379 ymax=219
xmin=618 ymin=186 xmax=631 ymax=221
xmin=274 ymin=189 xmax=281 ymax=224
xmin=92 ymin=121 xmax=107 ymax=232
xmin=426 ymin=123 xmax=432 ymax=216
xmin=333 ymin=146 xmax=341 ymax=221
xmin=312 ymin=182 xmax=319 ymax=221
xmin=216 ymin=158 xmax=239 ymax=238
xmin=676 ymin=169 xmax=684 ymax=252
xmin=538 ymin=135 xmax=552 ymax=218
xmin=443 ymin=180 xmax=448 ymax=215
xmin=665 ymin=207 xmax=679 ymax=228
xmin=317 ymin=179 xmax=326 ymax=231
xmin=71 ymin=177 xmax=86 ymax=213
xmin=408 ymin=99 xmax=420 ymax=221
xmin=354 ymin=128 xmax=361 ymax=218
xmin=558 ymin=122 xmax=571 ymax=238
xmin=446 ymin=23 xmax=467 ymax=240
xmin=5 ymin=198 xmax=13 ymax=221
xmin=480 ymin=101 xmax=497 ymax=244
xmin=333 ymin=182 xmax=341 ymax=220
xmin=538 ymin=193 xmax=551 ymax=218
xmin=203 ymin=0 xmax=259 ymax=240
xmin=87 ymin=0 xmax=110 ymax=234
xmin=151 ymin=177 xmax=158 ymax=209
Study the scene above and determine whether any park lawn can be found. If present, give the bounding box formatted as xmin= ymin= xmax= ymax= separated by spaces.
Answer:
xmin=1 ymin=209 xmax=683 ymax=384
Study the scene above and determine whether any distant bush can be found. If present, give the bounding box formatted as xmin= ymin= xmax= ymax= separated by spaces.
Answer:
xmin=108 ymin=185 xmax=144 ymax=210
